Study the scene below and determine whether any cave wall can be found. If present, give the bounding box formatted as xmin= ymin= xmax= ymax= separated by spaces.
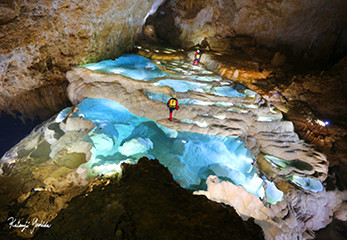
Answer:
xmin=0 ymin=0 xmax=157 ymax=119
xmin=1 ymin=0 xmax=345 ymax=119
xmin=147 ymin=0 xmax=346 ymax=63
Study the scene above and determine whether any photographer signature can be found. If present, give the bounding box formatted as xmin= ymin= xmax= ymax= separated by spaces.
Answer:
xmin=7 ymin=217 xmax=51 ymax=234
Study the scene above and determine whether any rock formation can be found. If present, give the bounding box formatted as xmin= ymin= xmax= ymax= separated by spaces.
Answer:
xmin=0 ymin=46 xmax=346 ymax=240
xmin=1 ymin=0 xmax=347 ymax=239
xmin=0 ymin=0 xmax=158 ymax=119
xmin=145 ymin=0 xmax=346 ymax=65
xmin=0 ymin=83 xmax=268 ymax=238
xmin=33 ymin=158 xmax=264 ymax=240
xmin=64 ymin=49 xmax=347 ymax=239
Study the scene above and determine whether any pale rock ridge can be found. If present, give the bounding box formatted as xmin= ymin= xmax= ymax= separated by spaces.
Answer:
xmin=196 ymin=176 xmax=346 ymax=240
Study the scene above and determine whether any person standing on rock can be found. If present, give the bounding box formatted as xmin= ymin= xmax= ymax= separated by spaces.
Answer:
xmin=193 ymin=49 xmax=202 ymax=66
xmin=167 ymin=95 xmax=179 ymax=121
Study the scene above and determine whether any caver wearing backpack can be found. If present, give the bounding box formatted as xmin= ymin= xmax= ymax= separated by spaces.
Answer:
xmin=167 ymin=95 xmax=179 ymax=121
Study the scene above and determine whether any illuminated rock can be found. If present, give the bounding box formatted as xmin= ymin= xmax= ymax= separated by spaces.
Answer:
xmin=1 ymin=53 xmax=341 ymax=239
xmin=68 ymin=54 xmax=328 ymax=183
xmin=63 ymin=53 xmax=338 ymax=239
xmin=196 ymin=176 xmax=346 ymax=240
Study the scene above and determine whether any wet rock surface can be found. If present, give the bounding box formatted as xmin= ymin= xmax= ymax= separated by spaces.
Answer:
xmin=192 ymin=47 xmax=347 ymax=239
xmin=65 ymin=49 xmax=344 ymax=239
xmin=1 ymin=1 xmax=346 ymax=238
xmin=1 ymin=42 xmax=345 ymax=239
xmin=33 ymin=158 xmax=263 ymax=240
xmin=179 ymin=45 xmax=347 ymax=190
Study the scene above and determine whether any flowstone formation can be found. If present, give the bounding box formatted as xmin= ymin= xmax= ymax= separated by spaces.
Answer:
xmin=67 ymin=51 xmax=344 ymax=238
xmin=0 ymin=50 xmax=345 ymax=239
xmin=0 ymin=85 xmax=265 ymax=238
xmin=0 ymin=0 xmax=159 ymax=119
